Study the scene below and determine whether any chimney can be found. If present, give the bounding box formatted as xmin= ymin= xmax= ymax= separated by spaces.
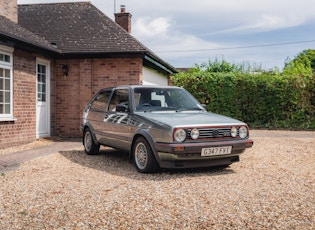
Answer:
xmin=114 ymin=5 xmax=132 ymax=34
xmin=0 ymin=0 xmax=18 ymax=23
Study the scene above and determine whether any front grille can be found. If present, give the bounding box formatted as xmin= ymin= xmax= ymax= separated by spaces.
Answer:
xmin=187 ymin=128 xmax=232 ymax=139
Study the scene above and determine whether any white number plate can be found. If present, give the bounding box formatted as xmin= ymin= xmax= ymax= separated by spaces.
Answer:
xmin=201 ymin=146 xmax=232 ymax=156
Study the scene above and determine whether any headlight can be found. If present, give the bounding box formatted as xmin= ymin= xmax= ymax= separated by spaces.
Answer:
xmin=174 ymin=129 xmax=186 ymax=142
xmin=190 ymin=128 xmax=199 ymax=140
xmin=231 ymin=127 xmax=237 ymax=137
xmin=239 ymin=126 xmax=248 ymax=138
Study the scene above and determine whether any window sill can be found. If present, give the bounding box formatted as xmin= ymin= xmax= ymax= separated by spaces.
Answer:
xmin=0 ymin=117 xmax=17 ymax=122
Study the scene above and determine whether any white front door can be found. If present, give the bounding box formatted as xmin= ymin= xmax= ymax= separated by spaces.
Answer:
xmin=36 ymin=58 xmax=50 ymax=138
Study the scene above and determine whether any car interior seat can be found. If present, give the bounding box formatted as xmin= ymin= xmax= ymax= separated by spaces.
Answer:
xmin=149 ymin=100 xmax=161 ymax=106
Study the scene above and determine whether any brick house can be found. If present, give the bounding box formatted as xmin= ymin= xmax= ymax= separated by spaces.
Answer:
xmin=0 ymin=1 xmax=176 ymax=148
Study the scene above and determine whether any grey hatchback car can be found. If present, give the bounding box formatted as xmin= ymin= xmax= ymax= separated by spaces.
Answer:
xmin=81 ymin=85 xmax=253 ymax=173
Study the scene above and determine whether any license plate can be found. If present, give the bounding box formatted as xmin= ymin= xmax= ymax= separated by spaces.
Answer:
xmin=201 ymin=146 xmax=232 ymax=156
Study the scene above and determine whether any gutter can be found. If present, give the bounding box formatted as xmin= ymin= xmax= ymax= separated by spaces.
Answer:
xmin=144 ymin=55 xmax=178 ymax=75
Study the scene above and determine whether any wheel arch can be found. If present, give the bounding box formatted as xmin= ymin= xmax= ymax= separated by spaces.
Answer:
xmin=130 ymin=129 xmax=160 ymax=163
xmin=82 ymin=123 xmax=99 ymax=146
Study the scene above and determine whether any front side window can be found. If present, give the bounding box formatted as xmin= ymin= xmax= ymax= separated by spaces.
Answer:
xmin=109 ymin=89 xmax=129 ymax=112
xmin=0 ymin=47 xmax=13 ymax=120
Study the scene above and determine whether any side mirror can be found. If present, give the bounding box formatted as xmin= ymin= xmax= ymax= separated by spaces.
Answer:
xmin=116 ymin=104 xmax=129 ymax=112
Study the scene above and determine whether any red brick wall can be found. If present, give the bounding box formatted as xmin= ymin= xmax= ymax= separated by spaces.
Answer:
xmin=0 ymin=0 xmax=17 ymax=23
xmin=54 ymin=58 xmax=143 ymax=137
xmin=50 ymin=59 xmax=56 ymax=138
xmin=0 ymin=50 xmax=36 ymax=147
xmin=54 ymin=59 xmax=81 ymax=137
xmin=0 ymin=50 xmax=56 ymax=148
xmin=0 ymin=55 xmax=142 ymax=147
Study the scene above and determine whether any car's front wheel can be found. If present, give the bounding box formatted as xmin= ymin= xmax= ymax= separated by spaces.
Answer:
xmin=83 ymin=128 xmax=100 ymax=155
xmin=133 ymin=137 xmax=159 ymax=173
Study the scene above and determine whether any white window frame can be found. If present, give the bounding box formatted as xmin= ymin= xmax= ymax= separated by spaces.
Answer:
xmin=0 ymin=45 xmax=14 ymax=121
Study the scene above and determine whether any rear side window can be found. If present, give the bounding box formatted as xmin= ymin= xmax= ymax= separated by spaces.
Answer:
xmin=90 ymin=91 xmax=111 ymax=112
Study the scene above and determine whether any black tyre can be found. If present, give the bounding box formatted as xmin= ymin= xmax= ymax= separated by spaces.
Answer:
xmin=83 ymin=128 xmax=100 ymax=155
xmin=133 ymin=137 xmax=159 ymax=173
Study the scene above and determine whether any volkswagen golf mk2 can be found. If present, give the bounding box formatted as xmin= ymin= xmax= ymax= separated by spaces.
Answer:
xmin=81 ymin=85 xmax=253 ymax=173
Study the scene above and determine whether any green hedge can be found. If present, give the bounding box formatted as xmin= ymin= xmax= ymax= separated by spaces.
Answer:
xmin=171 ymin=72 xmax=315 ymax=129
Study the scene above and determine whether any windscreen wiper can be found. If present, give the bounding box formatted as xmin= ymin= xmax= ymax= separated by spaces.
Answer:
xmin=176 ymin=107 xmax=204 ymax=112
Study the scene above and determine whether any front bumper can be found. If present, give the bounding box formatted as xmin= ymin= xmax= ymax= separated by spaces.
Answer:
xmin=154 ymin=139 xmax=253 ymax=168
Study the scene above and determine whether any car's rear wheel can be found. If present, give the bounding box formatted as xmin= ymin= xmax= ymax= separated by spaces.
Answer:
xmin=133 ymin=137 xmax=159 ymax=173
xmin=83 ymin=128 xmax=100 ymax=155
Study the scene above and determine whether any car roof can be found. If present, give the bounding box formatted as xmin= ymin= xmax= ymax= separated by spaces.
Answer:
xmin=99 ymin=85 xmax=182 ymax=92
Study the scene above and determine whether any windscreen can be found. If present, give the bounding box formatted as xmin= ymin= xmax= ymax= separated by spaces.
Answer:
xmin=133 ymin=87 xmax=203 ymax=112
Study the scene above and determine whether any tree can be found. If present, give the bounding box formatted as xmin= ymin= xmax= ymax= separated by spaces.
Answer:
xmin=284 ymin=49 xmax=314 ymax=76
xmin=194 ymin=59 xmax=242 ymax=73
xmin=300 ymin=49 xmax=315 ymax=72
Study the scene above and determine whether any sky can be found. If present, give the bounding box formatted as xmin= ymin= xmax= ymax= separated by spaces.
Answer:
xmin=18 ymin=0 xmax=315 ymax=70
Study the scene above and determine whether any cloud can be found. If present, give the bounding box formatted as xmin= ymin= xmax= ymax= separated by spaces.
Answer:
xmin=249 ymin=14 xmax=303 ymax=30
xmin=208 ymin=14 xmax=306 ymax=35
xmin=18 ymin=0 xmax=315 ymax=69
xmin=133 ymin=17 xmax=171 ymax=38
xmin=132 ymin=16 xmax=223 ymax=57
xmin=132 ymin=0 xmax=315 ymax=35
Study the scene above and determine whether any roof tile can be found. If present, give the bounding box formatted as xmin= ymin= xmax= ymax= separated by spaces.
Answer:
xmin=0 ymin=15 xmax=59 ymax=52
xmin=18 ymin=2 xmax=147 ymax=54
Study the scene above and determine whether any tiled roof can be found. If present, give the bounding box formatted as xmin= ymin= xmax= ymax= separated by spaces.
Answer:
xmin=18 ymin=2 xmax=149 ymax=54
xmin=14 ymin=2 xmax=176 ymax=73
xmin=0 ymin=15 xmax=59 ymax=52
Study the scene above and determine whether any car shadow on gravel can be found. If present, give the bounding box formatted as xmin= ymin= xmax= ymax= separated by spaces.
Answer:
xmin=58 ymin=148 xmax=235 ymax=180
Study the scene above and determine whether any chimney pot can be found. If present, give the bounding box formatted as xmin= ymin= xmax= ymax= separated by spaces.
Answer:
xmin=120 ymin=5 xmax=126 ymax=13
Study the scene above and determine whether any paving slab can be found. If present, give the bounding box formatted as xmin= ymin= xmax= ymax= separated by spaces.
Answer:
xmin=0 ymin=138 xmax=82 ymax=173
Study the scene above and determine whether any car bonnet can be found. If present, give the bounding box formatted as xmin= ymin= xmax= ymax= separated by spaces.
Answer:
xmin=137 ymin=111 xmax=246 ymax=128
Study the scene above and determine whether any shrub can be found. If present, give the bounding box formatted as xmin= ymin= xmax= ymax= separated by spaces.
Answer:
xmin=171 ymin=61 xmax=315 ymax=129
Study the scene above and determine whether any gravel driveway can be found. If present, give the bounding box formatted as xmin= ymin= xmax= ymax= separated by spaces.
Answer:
xmin=0 ymin=130 xmax=314 ymax=229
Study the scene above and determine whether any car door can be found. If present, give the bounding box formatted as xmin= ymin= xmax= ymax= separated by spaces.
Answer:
xmin=86 ymin=90 xmax=111 ymax=143
xmin=102 ymin=88 xmax=133 ymax=150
